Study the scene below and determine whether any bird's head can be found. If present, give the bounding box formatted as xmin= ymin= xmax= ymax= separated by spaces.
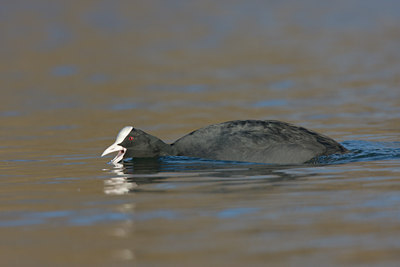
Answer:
xmin=101 ymin=126 xmax=169 ymax=164
xmin=101 ymin=126 xmax=133 ymax=164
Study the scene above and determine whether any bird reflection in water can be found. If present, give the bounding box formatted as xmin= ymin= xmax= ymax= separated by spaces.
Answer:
xmin=103 ymin=162 xmax=137 ymax=195
xmin=103 ymin=158 xmax=168 ymax=195
xmin=103 ymin=156 xmax=317 ymax=195
xmin=102 ymin=163 xmax=137 ymax=263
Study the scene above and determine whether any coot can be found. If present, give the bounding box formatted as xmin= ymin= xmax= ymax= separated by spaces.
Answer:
xmin=102 ymin=120 xmax=348 ymax=164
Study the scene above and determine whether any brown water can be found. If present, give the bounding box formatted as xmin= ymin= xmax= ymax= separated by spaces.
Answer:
xmin=1 ymin=1 xmax=400 ymax=266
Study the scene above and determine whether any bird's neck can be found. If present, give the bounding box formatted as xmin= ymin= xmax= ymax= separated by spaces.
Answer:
xmin=155 ymin=140 xmax=176 ymax=156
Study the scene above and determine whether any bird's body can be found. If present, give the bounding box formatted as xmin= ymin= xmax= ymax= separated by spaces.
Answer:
xmin=172 ymin=120 xmax=347 ymax=164
xmin=102 ymin=120 xmax=348 ymax=164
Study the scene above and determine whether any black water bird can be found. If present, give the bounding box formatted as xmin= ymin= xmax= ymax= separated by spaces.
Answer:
xmin=101 ymin=120 xmax=348 ymax=164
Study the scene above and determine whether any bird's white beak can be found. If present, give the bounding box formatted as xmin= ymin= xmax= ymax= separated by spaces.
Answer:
xmin=101 ymin=142 xmax=127 ymax=164
xmin=101 ymin=126 xmax=133 ymax=164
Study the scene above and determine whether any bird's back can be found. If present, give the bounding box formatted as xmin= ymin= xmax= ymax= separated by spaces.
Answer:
xmin=171 ymin=120 xmax=347 ymax=164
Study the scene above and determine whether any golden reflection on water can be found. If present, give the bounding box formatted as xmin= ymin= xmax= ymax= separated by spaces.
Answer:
xmin=1 ymin=0 xmax=400 ymax=266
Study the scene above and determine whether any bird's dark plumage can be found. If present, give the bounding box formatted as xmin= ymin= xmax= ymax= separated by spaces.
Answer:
xmin=102 ymin=120 xmax=348 ymax=164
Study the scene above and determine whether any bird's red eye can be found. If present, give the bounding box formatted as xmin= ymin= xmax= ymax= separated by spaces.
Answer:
xmin=128 ymin=136 xmax=134 ymax=141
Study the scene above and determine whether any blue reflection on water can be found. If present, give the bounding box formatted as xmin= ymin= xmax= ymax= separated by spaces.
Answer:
xmin=111 ymin=103 xmax=139 ymax=111
xmin=0 ymin=210 xmax=73 ymax=227
xmin=0 ymin=111 xmax=21 ymax=117
xmin=253 ymin=99 xmax=288 ymax=107
xmin=318 ymin=141 xmax=400 ymax=164
xmin=218 ymin=207 xmax=259 ymax=219
xmin=51 ymin=65 xmax=78 ymax=77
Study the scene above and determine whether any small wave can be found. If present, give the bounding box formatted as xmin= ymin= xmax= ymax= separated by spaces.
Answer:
xmin=317 ymin=141 xmax=400 ymax=164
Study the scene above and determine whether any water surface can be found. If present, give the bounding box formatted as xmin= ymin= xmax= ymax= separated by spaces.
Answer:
xmin=1 ymin=0 xmax=400 ymax=266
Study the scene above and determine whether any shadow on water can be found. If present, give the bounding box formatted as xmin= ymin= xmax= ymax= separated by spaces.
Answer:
xmin=103 ymin=141 xmax=400 ymax=194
